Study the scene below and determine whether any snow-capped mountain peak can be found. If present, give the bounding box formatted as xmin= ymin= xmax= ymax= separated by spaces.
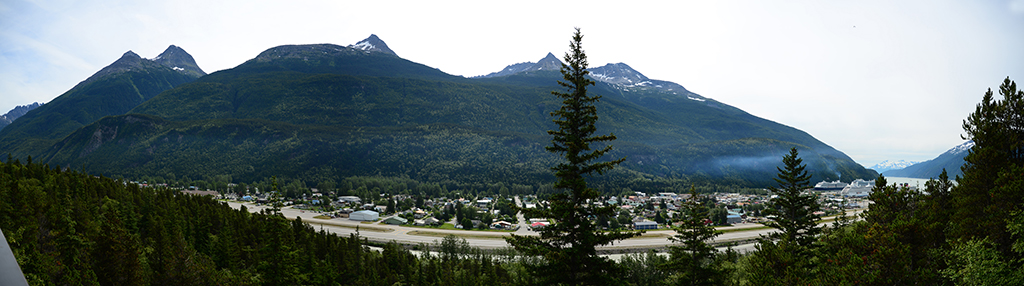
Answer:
xmin=153 ymin=45 xmax=206 ymax=78
xmin=588 ymin=63 xmax=650 ymax=86
xmin=947 ymin=140 xmax=975 ymax=155
xmin=349 ymin=34 xmax=397 ymax=56
xmin=474 ymin=53 xmax=707 ymax=102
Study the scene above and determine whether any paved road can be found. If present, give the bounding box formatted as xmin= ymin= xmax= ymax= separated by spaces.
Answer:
xmin=512 ymin=196 xmax=536 ymax=235
xmin=226 ymin=201 xmax=859 ymax=251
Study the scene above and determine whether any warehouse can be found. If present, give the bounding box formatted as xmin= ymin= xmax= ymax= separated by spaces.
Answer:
xmin=349 ymin=210 xmax=379 ymax=221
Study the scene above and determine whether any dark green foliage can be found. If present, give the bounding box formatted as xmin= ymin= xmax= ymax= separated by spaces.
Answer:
xmin=952 ymin=77 xmax=1024 ymax=254
xmin=663 ymin=186 xmax=723 ymax=285
xmin=747 ymin=147 xmax=820 ymax=284
xmin=762 ymin=147 xmax=821 ymax=247
xmin=506 ymin=28 xmax=637 ymax=285
xmin=620 ymin=251 xmax=670 ymax=286
xmin=0 ymin=159 xmax=516 ymax=285
xmin=745 ymin=239 xmax=808 ymax=285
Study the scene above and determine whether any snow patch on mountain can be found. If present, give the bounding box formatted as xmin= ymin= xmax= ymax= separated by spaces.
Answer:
xmin=352 ymin=41 xmax=375 ymax=51
xmin=870 ymin=160 xmax=921 ymax=173
xmin=347 ymin=34 xmax=397 ymax=56
xmin=947 ymin=140 xmax=975 ymax=155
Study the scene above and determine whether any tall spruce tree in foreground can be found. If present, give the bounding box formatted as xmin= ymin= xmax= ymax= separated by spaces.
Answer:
xmin=747 ymin=147 xmax=821 ymax=285
xmin=506 ymin=27 xmax=636 ymax=286
xmin=762 ymin=147 xmax=821 ymax=246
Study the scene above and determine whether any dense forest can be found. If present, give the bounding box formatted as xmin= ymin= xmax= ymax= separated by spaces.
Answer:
xmin=0 ymin=158 xmax=527 ymax=285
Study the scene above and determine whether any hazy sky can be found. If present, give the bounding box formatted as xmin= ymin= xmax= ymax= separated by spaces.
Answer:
xmin=2 ymin=0 xmax=1023 ymax=168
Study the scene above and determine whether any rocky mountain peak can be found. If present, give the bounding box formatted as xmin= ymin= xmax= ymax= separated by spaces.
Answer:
xmin=474 ymin=53 xmax=563 ymax=78
xmin=350 ymin=34 xmax=397 ymax=56
xmin=78 ymin=46 xmax=204 ymax=87
xmin=0 ymin=102 xmax=43 ymax=131
xmin=153 ymin=45 xmax=206 ymax=78
xmin=530 ymin=52 xmax=563 ymax=71
xmin=588 ymin=63 xmax=649 ymax=86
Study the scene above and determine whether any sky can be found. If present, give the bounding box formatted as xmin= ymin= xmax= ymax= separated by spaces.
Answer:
xmin=2 ymin=0 xmax=1023 ymax=168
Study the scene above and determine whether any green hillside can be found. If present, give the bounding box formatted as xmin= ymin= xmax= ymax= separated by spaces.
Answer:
xmin=0 ymin=50 xmax=202 ymax=159
xmin=33 ymin=43 xmax=874 ymax=188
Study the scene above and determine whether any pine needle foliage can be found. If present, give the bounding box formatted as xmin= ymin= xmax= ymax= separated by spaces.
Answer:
xmin=505 ymin=27 xmax=637 ymax=286
xmin=762 ymin=147 xmax=821 ymax=247
xmin=664 ymin=186 xmax=724 ymax=285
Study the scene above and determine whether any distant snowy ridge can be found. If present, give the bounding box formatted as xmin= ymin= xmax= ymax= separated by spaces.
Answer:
xmin=475 ymin=55 xmax=708 ymax=104
xmin=881 ymin=140 xmax=974 ymax=179
xmin=947 ymin=141 xmax=975 ymax=155
xmin=870 ymin=160 xmax=921 ymax=173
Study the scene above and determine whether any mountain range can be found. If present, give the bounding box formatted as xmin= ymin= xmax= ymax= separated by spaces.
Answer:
xmin=2 ymin=35 xmax=877 ymax=188
xmin=883 ymin=141 xmax=972 ymax=179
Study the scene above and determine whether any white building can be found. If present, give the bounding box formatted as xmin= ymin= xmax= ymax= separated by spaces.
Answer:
xmin=338 ymin=196 xmax=362 ymax=203
xmin=350 ymin=210 xmax=379 ymax=221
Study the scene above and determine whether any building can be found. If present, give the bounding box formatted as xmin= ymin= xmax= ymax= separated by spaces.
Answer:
xmin=349 ymin=210 xmax=379 ymax=221
xmin=634 ymin=221 xmax=658 ymax=230
xmin=491 ymin=221 xmax=514 ymax=229
xmin=383 ymin=216 xmax=408 ymax=225
xmin=423 ymin=217 xmax=440 ymax=225
xmin=338 ymin=196 xmax=362 ymax=203
xmin=726 ymin=214 xmax=743 ymax=224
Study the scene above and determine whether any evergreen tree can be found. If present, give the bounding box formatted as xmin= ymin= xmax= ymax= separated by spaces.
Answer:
xmin=663 ymin=186 xmax=723 ymax=285
xmin=952 ymin=77 xmax=1024 ymax=255
xmin=762 ymin=147 xmax=821 ymax=247
xmin=506 ymin=27 xmax=636 ymax=286
xmin=748 ymin=147 xmax=820 ymax=284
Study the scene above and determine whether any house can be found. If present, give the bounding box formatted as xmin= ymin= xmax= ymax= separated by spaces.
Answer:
xmin=477 ymin=199 xmax=492 ymax=208
xmin=423 ymin=217 xmax=440 ymax=225
xmin=413 ymin=210 xmax=427 ymax=218
xmin=349 ymin=210 xmax=379 ymax=221
xmin=634 ymin=221 xmax=658 ymax=230
xmin=383 ymin=216 xmax=408 ymax=225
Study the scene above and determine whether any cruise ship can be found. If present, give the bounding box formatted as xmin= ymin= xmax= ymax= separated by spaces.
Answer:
xmin=842 ymin=179 xmax=875 ymax=197
xmin=813 ymin=180 xmax=849 ymax=190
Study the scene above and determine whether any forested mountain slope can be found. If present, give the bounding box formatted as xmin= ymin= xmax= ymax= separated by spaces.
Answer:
xmin=0 ymin=45 xmax=205 ymax=159
xmin=31 ymin=36 xmax=874 ymax=188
